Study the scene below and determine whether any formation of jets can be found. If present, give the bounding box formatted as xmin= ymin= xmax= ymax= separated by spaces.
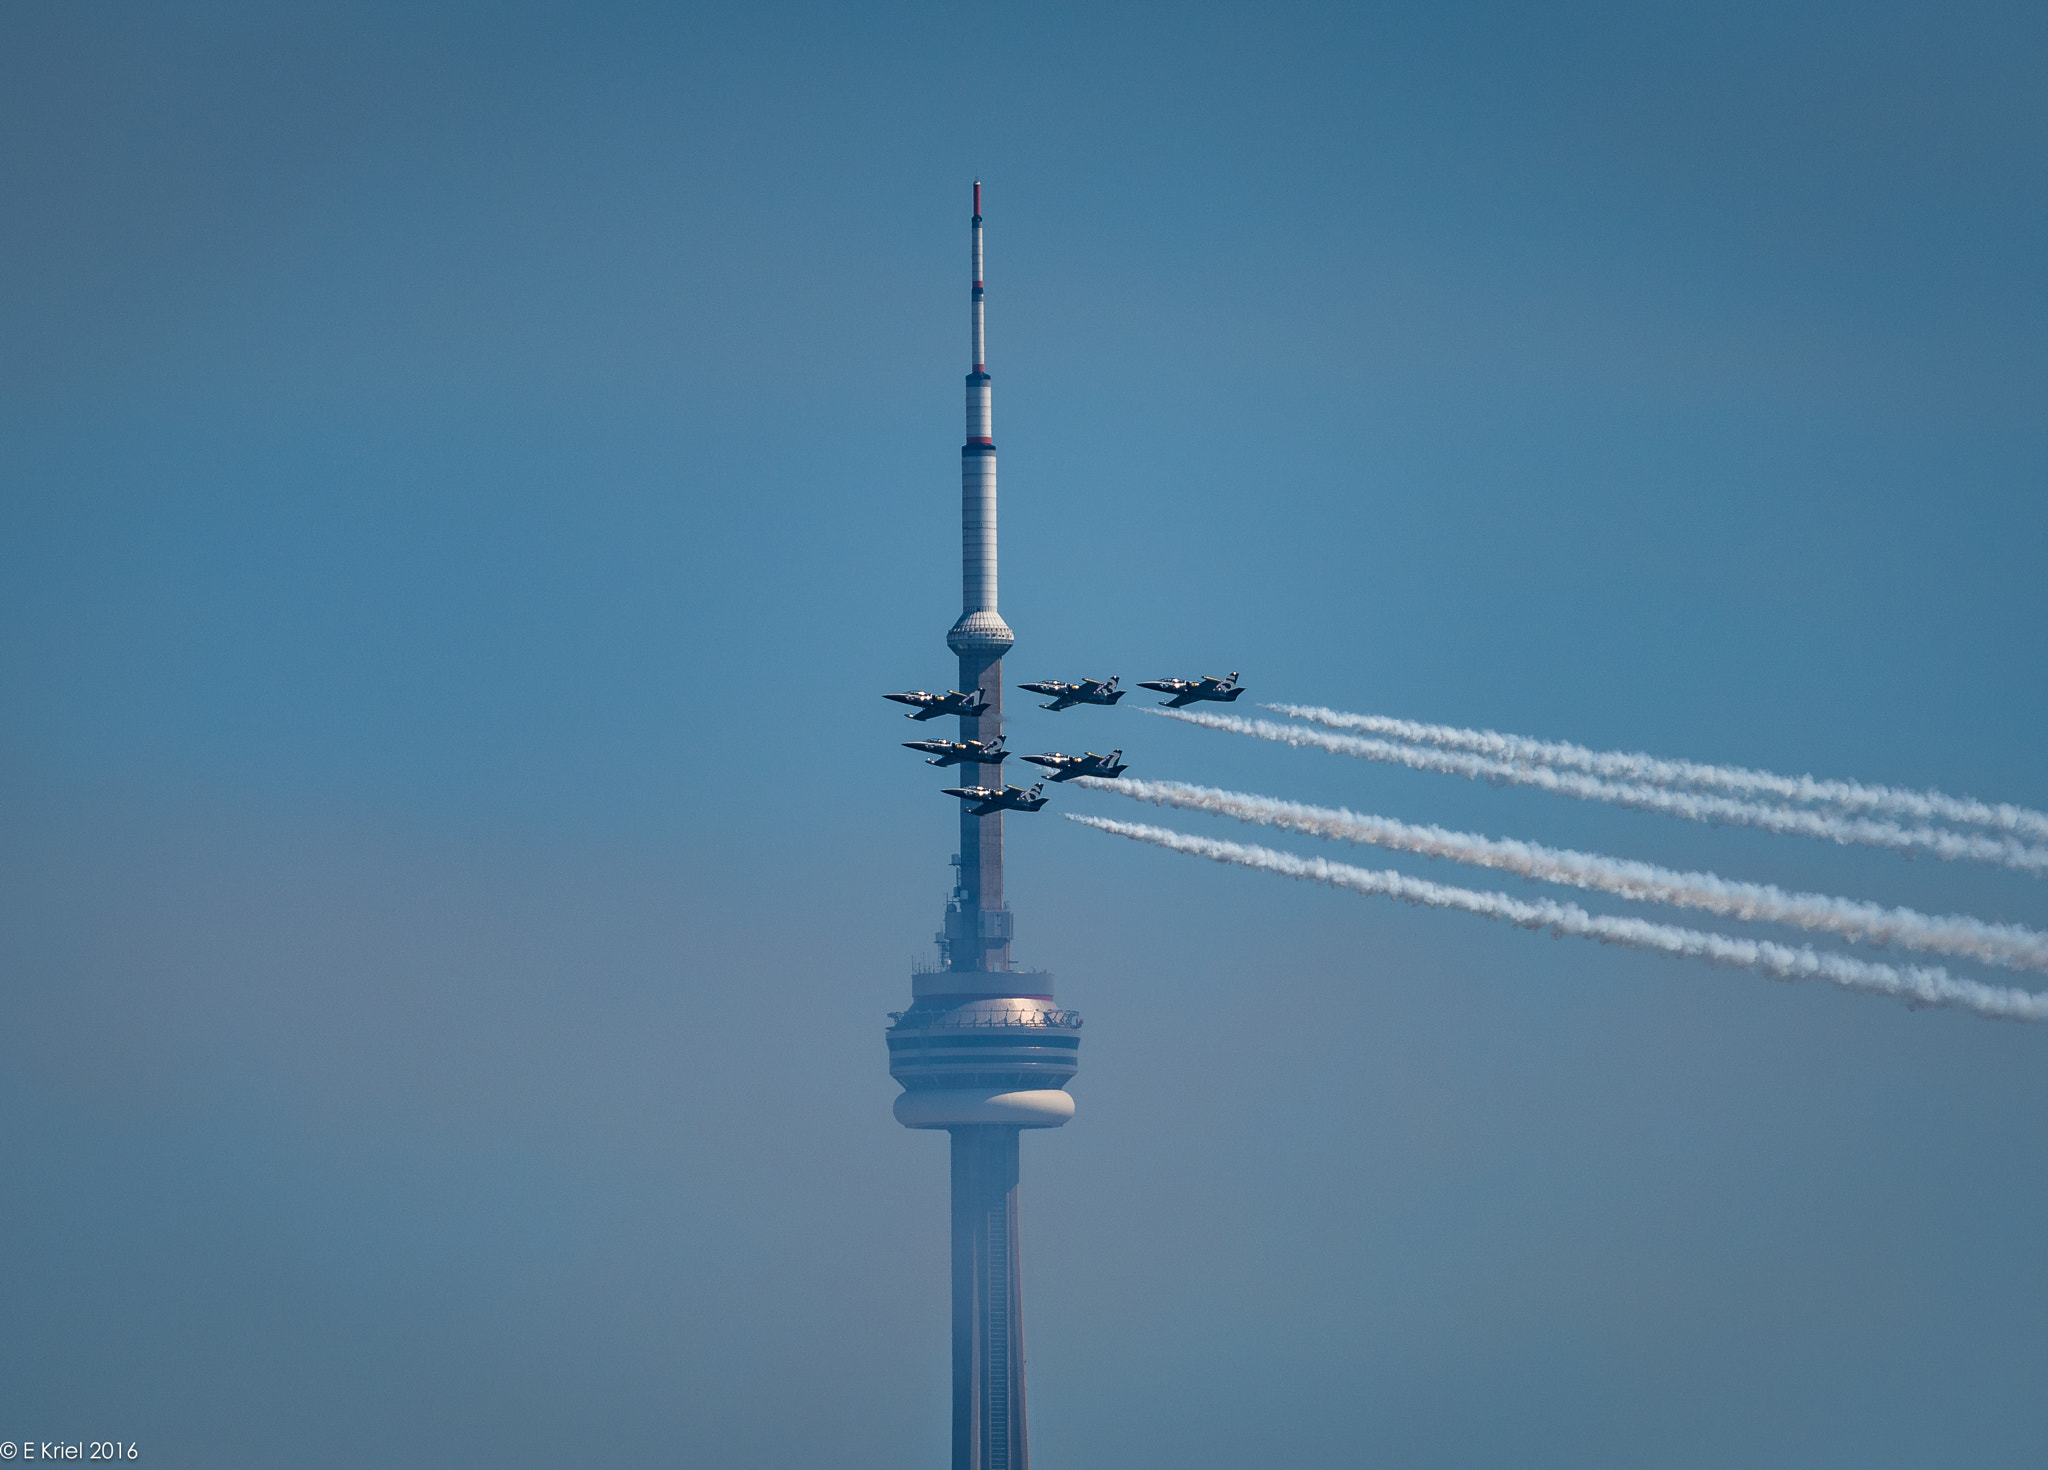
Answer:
xmin=1017 ymin=675 xmax=1124 ymax=712
xmin=1137 ymin=671 xmax=1243 ymax=707
xmin=884 ymin=670 xmax=1244 ymax=814
xmin=1020 ymin=749 xmax=1126 ymax=782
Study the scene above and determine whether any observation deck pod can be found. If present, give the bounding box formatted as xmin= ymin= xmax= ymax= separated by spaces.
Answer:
xmin=888 ymin=974 xmax=1080 ymax=1129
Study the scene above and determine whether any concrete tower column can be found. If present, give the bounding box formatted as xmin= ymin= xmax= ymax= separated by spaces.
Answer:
xmin=953 ymin=643 xmax=1008 ymax=970
xmin=951 ymin=1126 xmax=1027 ymax=1470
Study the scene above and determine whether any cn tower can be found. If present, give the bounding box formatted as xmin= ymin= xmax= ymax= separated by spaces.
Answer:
xmin=886 ymin=183 xmax=1081 ymax=1470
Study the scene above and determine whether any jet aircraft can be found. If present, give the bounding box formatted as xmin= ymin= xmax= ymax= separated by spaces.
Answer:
xmin=940 ymin=782 xmax=1050 ymax=816
xmin=1137 ymin=671 xmax=1245 ymax=707
xmin=1021 ymin=749 xmax=1127 ymax=782
xmin=883 ymin=688 xmax=991 ymax=721
xmin=903 ymin=737 xmax=1008 ymax=769
xmin=1017 ymin=675 xmax=1125 ymax=712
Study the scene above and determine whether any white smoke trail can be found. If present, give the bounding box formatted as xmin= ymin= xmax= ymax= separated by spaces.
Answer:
xmin=1269 ymin=703 xmax=2048 ymax=842
xmin=1155 ymin=709 xmax=2048 ymax=875
xmin=1067 ymin=815 xmax=2048 ymax=1023
xmin=1075 ymin=776 xmax=2048 ymax=971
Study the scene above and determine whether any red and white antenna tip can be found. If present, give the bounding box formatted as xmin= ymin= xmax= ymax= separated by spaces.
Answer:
xmin=973 ymin=181 xmax=981 ymax=216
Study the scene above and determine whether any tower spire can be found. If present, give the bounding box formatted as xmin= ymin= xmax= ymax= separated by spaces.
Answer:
xmin=970 ymin=180 xmax=986 ymax=378
xmin=947 ymin=179 xmax=1014 ymax=969
xmin=952 ymin=182 xmax=1006 ymax=651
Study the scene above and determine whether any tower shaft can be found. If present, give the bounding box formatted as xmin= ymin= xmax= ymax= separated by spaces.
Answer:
xmin=955 ymin=646 xmax=1006 ymax=962
xmin=951 ymin=1126 xmax=1028 ymax=1470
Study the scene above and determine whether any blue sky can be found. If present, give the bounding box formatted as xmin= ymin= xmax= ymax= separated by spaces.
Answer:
xmin=3 ymin=4 xmax=2044 ymax=1466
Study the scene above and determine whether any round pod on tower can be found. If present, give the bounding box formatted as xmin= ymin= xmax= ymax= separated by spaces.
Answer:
xmin=886 ymin=989 xmax=1081 ymax=1129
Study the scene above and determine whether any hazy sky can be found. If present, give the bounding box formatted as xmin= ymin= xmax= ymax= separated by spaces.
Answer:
xmin=3 ymin=4 xmax=2044 ymax=1467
